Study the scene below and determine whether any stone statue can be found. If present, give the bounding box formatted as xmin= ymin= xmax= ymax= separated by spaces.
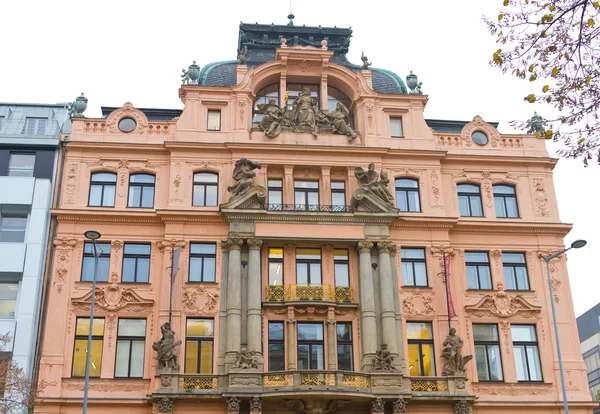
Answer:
xmin=257 ymin=99 xmax=283 ymax=137
xmin=181 ymin=61 xmax=200 ymax=85
xmin=326 ymin=102 xmax=358 ymax=141
xmin=291 ymin=87 xmax=319 ymax=138
xmin=371 ymin=344 xmax=397 ymax=371
xmin=227 ymin=158 xmax=262 ymax=197
xmin=355 ymin=163 xmax=395 ymax=206
xmin=152 ymin=322 xmax=182 ymax=371
xmin=232 ymin=347 xmax=259 ymax=369
xmin=527 ymin=111 xmax=545 ymax=135
xmin=442 ymin=328 xmax=473 ymax=376
xmin=237 ymin=46 xmax=248 ymax=65
xmin=361 ymin=51 xmax=372 ymax=70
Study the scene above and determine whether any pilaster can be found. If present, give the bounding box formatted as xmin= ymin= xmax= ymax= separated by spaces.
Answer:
xmin=247 ymin=238 xmax=264 ymax=362
xmin=218 ymin=240 xmax=231 ymax=373
xmin=327 ymin=319 xmax=337 ymax=370
xmin=286 ymin=318 xmax=297 ymax=370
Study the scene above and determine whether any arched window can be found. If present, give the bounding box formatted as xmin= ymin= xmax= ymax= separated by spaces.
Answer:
xmin=493 ymin=184 xmax=519 ymax=218
xmin=395 ymin=178 xmax=420 ymax=212
xmin=193 ymin=172 xmax=218 ymax=207
xmin=253 ymin=83 xmax=280 ymax=127
xmin=89 ymin=172 xmax=117 ymax=207
xmin=457 ymin=183 xmax=483 ymax=217
xmin=128 ymin=173 xmax=155 ymax=208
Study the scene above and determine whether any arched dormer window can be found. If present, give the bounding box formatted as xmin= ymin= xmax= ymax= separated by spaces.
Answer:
xmin=128 ymin=173 xmax=155 ymax=208
xmin=457 ymin=183 xmax=483 ymax=217
xmin=193 ymin=172 xmax=218 ymax=207
xmin=89 ymin=172 xmax=117 ymax=207
xmin=395 ymin=178 xmax=420 ymax=212
xmin=493 ymin=184 xmax=519 ymax=218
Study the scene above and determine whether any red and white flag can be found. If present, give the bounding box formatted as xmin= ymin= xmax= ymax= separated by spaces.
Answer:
xmin=444 ymin=254 xmax=457 ymax=320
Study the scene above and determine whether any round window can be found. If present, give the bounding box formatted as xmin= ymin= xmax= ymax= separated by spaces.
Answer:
xmin=471 ymin=131 xmax=489 ymax=146
xmin=118 ymin=117 xmax=137 ymax=132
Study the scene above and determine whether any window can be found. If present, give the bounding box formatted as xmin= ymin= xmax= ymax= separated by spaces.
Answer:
xmin=21 ymin=117 xmax=47 ymax=135
xmin=185 ymin=319 xmax=214 ymax=374
xmin=502 ymin=253 xmax=529 ymax=291
xmin=81 ymin=242 xmax=111 ymax=282
xmin=465 ymin=252 xmax=492 ymax=290
xmin=115 ymin=319 xmax=146 ymax=378
xmin=407 ymin=322 xmax=435 ymax=376
xmin=471 ymin=131 xmax=489 ymax=146
xmin=0 ymin=283 xmax=18 ymax=318
xmin=294 ymin=181 xmax=319 ymax=211
xmin=189 ymin=243 xmax=216 ymax=282
xmin=474 ymin=324 xmax=503 ymax=381
xmin=286 ymin=84 xmax=320 ymax=111
xmin=268 ymin=247 xmax=284 ymax=286
xmin=118 ymin=118 xmax=137 ymax=132
xmin=457 ymin=183 xmax=483 ymax=217
xmin=268 ymin=322 xmax=284 ymax=371
xmin=8 ymin=153 xmax=35 ymax=177
xmin=128 ymin=174 xmax=155 ymax=208
xmin=296 ymin=248 xmax=321 ymax=285
xmin=72 ymin=318 xmax=104 ymax=377
xmin=334 ymin=249 xmax=349 ymax=288
xmin=401 ymin=248 xmax=427 ymax=287
xmin=297 ymin=323 xmax=324 ymax=370
xmin=89 ymin=172 xmax=117 ymax=207
xmin=493 ymin=185 xmax=519 ymax=218
xmin=395 ymin=178 xmax=420 ymax=212
xmin=207 ymin=110 xmax=221 ymax=131
xmin=512 ymin=325 xmax=542 ymax=382
xmin=390 ymin=117 xmax=403 ymax=137
xmin=327 ymin=86 xmax=354 ymax=126
xmin=122 ymin=244 xmax=151 ymax=283
xmin=253 ymin=83 xmax=280 ymax=127
xmin=0 ymin=117 xmax=4 ymax=130
xmin=0 ymin=215 xmax=27 ymax=242
xmin=268 ymin=179 xmax=283 ymax=210
xmin=337 ymin=323 xmax=353 ymax=371
xmin=331 ymin=181 xmax=346 ymax=211
xmin=584 ymin=352 xmax=600 ymax=374
xmin=192 ymin=172 xmax=218 ymax=207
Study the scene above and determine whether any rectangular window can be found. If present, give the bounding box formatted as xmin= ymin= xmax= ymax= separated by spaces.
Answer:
xmin=185 ymin=319 xmax=214 ymax=374
xmin=334 ymin=249 xmax=349 ymax=287
xmin=268 ymin=322 xmax=284 ymax=371
xmin=192 ymin=172 xmax=219 ymax=207
xmin=268 ymin=179 xmax=283 ymax=210
xmin=493 ymin=185 xmax=519 ymax=218
xmin=21 ymin=117 xmax=47 ymax=135
xmin=115 ymin=319 xmax=146 ymax=378
xmin=207 ymin=110 xmax=221 ymax=131
xmin=128 ymin=174 xmax=155 ymax=208
xmin=297 ymin=323 xmax=324 ymax=370
xmin=268 ymin=247 xmax=284 ymax=286
xmin=0 ymin=215 xmax=27 ymax=243
xmin=474 ymin=324 xmax=503 ymax=382
xmin=457 ymin=184 xmax=484 ymax=217
xmin=407 ymin=322 xmax=435 ymax=376
xmin=465 ymin=252 xmax=492 ymax=290
xmin=401 ymin=248 xmax=428 ymax=287
xmin=512 ymin=325 xmax=542 ymax=382
xmin=122 ymin=244 xmax=151 ymax=283
xmin=189 ymin=243 xmax=217 ymax=282
xmin=337 ymin=323 xmax=353 ymax=371
xmin=0 ymin=283 xmax=18 ymax=318
xmin=502 ymin=253 xmax=529 ymax=291
xmin=8 ymin=153 xmax=35 ymax=177
xmin=81 ymin=242 xmax=111 ymax=282
xmin=331 ymin=181 xmax=346 ymax=212
xmin=89 ymin=172 xmax=117 ymax=207
xmin=294 ymin=180 xmax=319 ymax=211
xmin=390 ymin=117 xmax=403 ymax=137
xmin=584 ymin=352 xmax=600 ymax=374
xmin=296 ymin=248 xmax=322 ymax=285
xmin=72 ymin=317 xmax=104 ymax=377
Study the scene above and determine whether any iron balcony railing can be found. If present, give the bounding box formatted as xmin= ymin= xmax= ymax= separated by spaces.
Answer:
xmin=265 ymin=204 xmax=354 ymax=213
xmin=265 ymin=284 xmax=354 ymax=303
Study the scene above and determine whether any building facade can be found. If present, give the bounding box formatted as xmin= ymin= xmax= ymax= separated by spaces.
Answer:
xmin=37 ymin=22 xmax=594 ymax=414
xmin=0 ymin=102 xmax=70 ymax=376
xmin=577 ymin=303 xmax=600 ymax=412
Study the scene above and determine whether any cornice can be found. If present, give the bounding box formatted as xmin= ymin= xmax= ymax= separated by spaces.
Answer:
xmin=391 ymin=216 xmax=457 ymax=229
xmin=64 ymin=141 xmax=168 ymax=153
xmin=453 ymin=220 xmax=572 ymax=235
xmin=224 ymin=142 xmax=391 ymax=156
xmin=156 ymin=210 xmax=227 ymax=223
xmin=442 ymin=154 xmax=558 ymax=167
xmin=53 ymin=209 xmax=163 ymax=224
xmin=164 ymin=141 xmax=229 ymax=151
xmin=222 ymin=209 xmax=399 ymax=225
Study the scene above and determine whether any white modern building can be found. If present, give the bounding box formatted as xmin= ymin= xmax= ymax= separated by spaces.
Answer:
xmin=0 ymin=102 xmax=70 ymax=375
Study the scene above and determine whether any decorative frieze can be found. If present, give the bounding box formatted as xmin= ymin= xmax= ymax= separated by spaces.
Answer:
xmin=71 ymin=283 xmax=154 ymax=312
xmin=182 ymin=286 xmax=220 ymax=315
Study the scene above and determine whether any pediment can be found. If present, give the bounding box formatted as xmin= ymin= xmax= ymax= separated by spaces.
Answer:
xmin=465 ymin=288 xmax=541 ymax=318
xmin=221 ymin=185 xmax=267 ymax=210
xmin=351 ymin=189 xmax=400 ymax=214
xmin=72 ymin=283 xmax=153 ymax=312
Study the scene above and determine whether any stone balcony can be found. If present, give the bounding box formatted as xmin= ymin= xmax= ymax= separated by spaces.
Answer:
xmin=265 ymin=285 xmax=355 ymax=304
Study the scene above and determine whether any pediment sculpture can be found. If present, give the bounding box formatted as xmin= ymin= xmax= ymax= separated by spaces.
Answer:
xmin=351 ymin=163 xmax=399 ymax=213
xmin=71 ymin=283 xmax=153 ymax=312
xmin=441 ymin=328 xmax=473 ymax=376
xmin=222 ymin=158 xmax=266 ymax=209
xmin=464 ymin=282 xmax=541 ymax=318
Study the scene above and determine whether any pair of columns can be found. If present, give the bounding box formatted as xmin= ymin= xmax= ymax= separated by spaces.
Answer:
xmin=358 ymin=240 xmax=403 ymax=371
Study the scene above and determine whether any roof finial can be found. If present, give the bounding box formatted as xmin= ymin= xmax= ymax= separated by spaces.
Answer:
xmin=287 ymin=0 xmax=295 ymax=26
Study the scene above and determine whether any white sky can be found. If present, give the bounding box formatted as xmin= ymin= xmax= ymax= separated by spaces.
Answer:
xmin=2 ymin=0 xmax=597 ymax=316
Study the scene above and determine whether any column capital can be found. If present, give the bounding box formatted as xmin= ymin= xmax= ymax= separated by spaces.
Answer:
xmin=393 ymin=398 xmax=407 ymax=414
xmin=157 ymin=397 xmax=173 ymax=413
xmin=454 ymin=400 xmax=470 ymax=414
xmin=371 ymin=398 xmax=385 ymax=414
xmin=286 ymin=318 xmax=297 ymax=325
xmin=326 ymin=319 xmax=337 ymax=325
xmin=358 ymin=241 xmax=374 ymax=253
xmin=228 ymin=238 xmax=244 ymax=251
xmin=250 ymin=397 xmax=262 ymax=413
xmin=247 ymin=238 xmax=263 ymax=250
xmin=389 ymin=244 xmax=398 ymax=256
xmin=221 ymin=240 xmax=233 ymax=253
xmin=227 ymin=397 xmax=241 ymax=414
xmin=377 ymin=241 xmax=393 ymax=253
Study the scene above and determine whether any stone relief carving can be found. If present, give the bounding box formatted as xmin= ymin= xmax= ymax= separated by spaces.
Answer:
xmin=371 ymin=398 xmax=385 ymax=413
xmin=402 ymin=289 xmax=434 ymax=316
xmin=118 ymin=160 xmax=129 ymax=198
xmin=157 ymin=397 xmax=173 ymax=413
xmin=62 ymin=378 xmax=148 ymax=392
xmin=460 ymin=115 xmax=501 ymax=147
xmin=106 ymin=313 xmax=116 ymax=349
xmin=72 ymin=283 xmax=153 ymax=312
xmin=284 ymin=399 xmax=348 ymax=414
xmin=454 ymin=400 xmax=470 ymax=414
xmin=429 ymin=170 xmax=443 ymax=209
xmin=441 ymin=328 xmax=473 ymax=376
xmin=227 ymin=397 xmax=241 ymax=412
xmin=53 ymin=238 xmax=77 ymax=293
xmin=532 ymin=178 xmax=550 ymax=216
xmin=499 ymin=320 xmax=511 ymax=354
xmin=182 ymin=286 xmax=220 ymax=315
xmin=106 ymin=102 xmax=148 ymax=134
xmin=393 ymin=398 xmax=407 ymax=414
xmin=65 ymin=163 xmax=79 ymax=204
xmin=464 ymin=282 xmax=541 ymax=318
xmin=250 ymin=397 xmax=263 ymax=413
xmin=232 ymin=347 xmax=259 ymax=370
xmin=475 ymin=383 xmax=551 ymax=395
xmin=258 ymin=99 xmax=283 ymax=138
xmin=152 ymin=322 xmax=182 ymax=372
xmin=371 ymin=344 xmax=397 ymax=372
xmin=566 ymin=370 xmax=581 ymax=391
xmin=481 ymin=171 xmax=493 ymax=208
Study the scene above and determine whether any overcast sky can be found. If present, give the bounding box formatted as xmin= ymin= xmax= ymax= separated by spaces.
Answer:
xmin=2 ymin=0 xmax=597 ymax=316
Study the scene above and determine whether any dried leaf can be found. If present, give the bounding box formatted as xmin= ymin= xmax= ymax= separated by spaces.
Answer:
xmin=542 ymin=85 xmax=549 ymax=92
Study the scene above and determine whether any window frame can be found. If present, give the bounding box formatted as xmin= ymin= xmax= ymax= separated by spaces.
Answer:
xmin=121 ymin=243 xmax=151 ymax=283
xmin=331 ymin=181 xmax=347 ymax=212
xmin=268 ymin=321 xmax=285 ymax=371
xmin=21 ymin=117 xmax=47 ymax=135
xmin=192 ymin=172 xmax=219 ymax=207
xmin=72 ymin=317 xmax=104 ymax=377
xmin=267 ymin=179 xmax=283 ymax=211
xmin=395 ymin=178 xmax=421 ymax=212
xmin=401 ymin=248 xmax=428 ymax=287
xmin=127 ymin=173 xmax=156 ymax=208
xmin=336 ymin=322 xmax=353 ymax=371
xmin=457 ymin=183 xmax=484 ymax=217
xmin=512 ymin=324 xmax=543 ymax=382
xmin=88 ymin=172 xmax=117 ymax=207
xmin=253 ymin=83 xmax=281 ymax=127
xmin=268 ymin=247 xmax=284 ymax=286
xmin=0 ymin=282 xmax=19 ymax=318
xmin=390 ymin=117 xmax=404 ymax=138
xmin=184 ymin=318 xmax=214 ymax=374
xmin=407 ymin=321 xmax=436 ymax=376
xmin=0 ymin=214 xmax=27 ymax=243
xmin=502 ymin=252 xmax=530 ymax=291
xmin=465 ymin=252 xmax=492 ymax=290
xmin=473 ymin=324 xmax=504 ymax=382
xmin=188 ymin=243 xmax=217 ymax=283
xmin=8 ymin=152 xmax=35 ymax=177
xmin=334 ymin=249 xmax=349 ymax=288
xmin=81 ymin=242 xmax=111 ymax=282
xmin=493 ymin=184 xmax=520 ymax=218
xmin=296 ymin=248 xmax=322 ymax=285
xmin=294 ymin=180 xmax=320 ymax=211
xmin=207 ymin=110 xmax=221 ymax=131
xmin=114 ymin=318 xmax=146 ymax=378
xmin=297 ymin=322 xmax=325 ymax=370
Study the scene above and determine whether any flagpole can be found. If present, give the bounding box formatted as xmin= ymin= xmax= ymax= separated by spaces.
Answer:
xmin=443 ymin=253 xmax=451 ymax=331
xmin=169 ymin=246 xmax=174 ymax=326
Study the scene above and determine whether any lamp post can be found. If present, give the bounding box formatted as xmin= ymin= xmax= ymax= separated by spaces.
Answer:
xmin=82 ymin=230 xmax=101 ymax=414
xmin=539 ymin=239 xmax=587 ymax=414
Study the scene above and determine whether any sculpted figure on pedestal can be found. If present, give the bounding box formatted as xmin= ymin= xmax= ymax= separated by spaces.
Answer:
xmin=258 ymin=99 xmax=283 ymax=138
xmin=290 ymin=87 xmax=319 ymax=138
xmin=326 ymin=102 xmax=358 ymax=141
xmin=227 ymin=158 xmax=262 ymax=198
xmin=152 ymin=322 xmax=182 ymax=372
xmin=355 ymin=163 xmax=395 ymax=207
xmin=361 ymin=51 xmax=372 ymax=70
xmin=371 ymin=343 xmax=397 ymax=372
xmin=442 ymin=328 xmax=473 ymax=376
xmin=232 ymin=347 xmax=259 ymax=369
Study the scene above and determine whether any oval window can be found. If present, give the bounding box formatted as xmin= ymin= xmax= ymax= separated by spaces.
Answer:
xmin=471 ymin=131 xmax=489 ymax=146
xmin=118 ymin=117 xmax=137 ymax=133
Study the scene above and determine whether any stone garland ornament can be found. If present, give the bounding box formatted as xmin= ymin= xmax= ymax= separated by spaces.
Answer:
xmin=181 ymin=61 xmax=200 ymax=85
xmin=371 ymin=344 xmax=397 ymax=372
xmin=152 ymin=322 xmax=182 ymax=372
xmin=441 ymin=328 xmax=473 ymax=376
xmin=232 ymin=347 xmax=259 ymax=370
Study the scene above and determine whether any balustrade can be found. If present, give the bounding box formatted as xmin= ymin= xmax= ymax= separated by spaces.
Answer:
xmin=265 ymin=284 xmax=354 ymax=303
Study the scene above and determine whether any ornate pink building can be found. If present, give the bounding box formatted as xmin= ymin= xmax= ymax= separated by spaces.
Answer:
xmin=36 ymin=21 xmax=594 ymax=414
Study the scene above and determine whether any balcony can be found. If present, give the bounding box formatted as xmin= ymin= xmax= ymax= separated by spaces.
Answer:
xmin=265 ymin=204 xmax=354 ymax=213
xmin=265 ymin=284 xmax=354 ymax=303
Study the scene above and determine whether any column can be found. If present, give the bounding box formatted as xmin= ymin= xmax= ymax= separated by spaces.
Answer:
xmin=246 ymin=238 xmax=263 ymax=355
xmin=284 ymin=165 xmax=294 ymax=205
xmin=358 ymin=241 xmax=377 ymax=370
xmin=377 ymin=241 xmax=400 ymax=367
xmin=217 ymin=240 xmax=231 ymax=373
xmin=286 ymin=319 xmax=297 ymax=370
xmin=390 ymin=245 xmax=404 ymax=367
xmin=327 ymin=319 xmax=337 ymax=370
xmin=321 ymin=167 xmax=331 ymax=207
xmin=226 ymin=238 xmax=243 ymax=363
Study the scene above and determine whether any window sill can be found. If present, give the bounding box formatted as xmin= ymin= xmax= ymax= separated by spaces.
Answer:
xmin=120 ymin=281 xmax=151 ymax=285
xmin=495 ymin=217 xmax=522 ymax=220
xmin=401 ymin=285 xmax=432 ymax=290
xmin=186 ymin=281 xmax=219 ymax=285
xmin=87 ymin=205 xmax=116 ymax=208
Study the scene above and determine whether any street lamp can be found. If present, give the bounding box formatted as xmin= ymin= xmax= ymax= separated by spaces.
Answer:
xmin=82 ymin=230 xmax=101 ymax=414
xmin=539 ymin=239 xmax=587 ymax=414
